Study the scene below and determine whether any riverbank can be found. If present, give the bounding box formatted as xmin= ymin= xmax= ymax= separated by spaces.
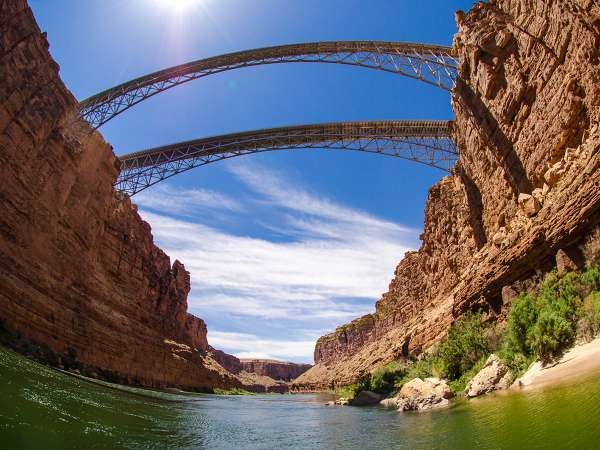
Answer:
xmin=516 ymin=337 xmax=600 ymax=390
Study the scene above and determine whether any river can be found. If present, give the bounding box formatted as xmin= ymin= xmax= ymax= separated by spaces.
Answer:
xmin=1 ymin=345 xmax=600 ymax=449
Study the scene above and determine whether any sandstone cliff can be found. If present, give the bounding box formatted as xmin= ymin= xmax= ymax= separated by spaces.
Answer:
xmin=239 ymin=359 xmax=312 ymax=382
xmin=0 ymin=0 xmax=241 ymax=391
xmin=294 ymin=0 xmax=600 ymax=390
xmin=210 ymin=347 xmax=312 ymax=392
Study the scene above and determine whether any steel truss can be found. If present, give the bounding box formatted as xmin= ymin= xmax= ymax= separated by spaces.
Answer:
xmin=117 ymin=120 xmax=457 ymax=196
xmin=79 ymin=41 xmax=457 ymax=129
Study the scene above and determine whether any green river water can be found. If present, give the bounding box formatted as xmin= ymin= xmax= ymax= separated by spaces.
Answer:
xmin=1 ymin=345 xmax=600 ymax=450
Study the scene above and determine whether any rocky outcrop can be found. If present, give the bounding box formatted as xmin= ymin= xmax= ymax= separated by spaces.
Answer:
xmin=464 ymin=354 xmax=512 ymax=398
xmin=349 ymin=390 xmax=383 ymax=406
xmin=381 ymin=378 xmax=454 ymax=411
xmin=314 ymin=315 xmax=377 ymax=364
xmin=0 ymin=1 xmax=242 ymax=391
xmin=294 ymin=0 xmax=600 ymax=391
xmin=234 ymin=371 xmax=290 ymax=394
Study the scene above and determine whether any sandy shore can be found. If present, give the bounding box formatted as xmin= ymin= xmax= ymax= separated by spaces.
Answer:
xmin=515 ymin=337 xmax=600 ymax=389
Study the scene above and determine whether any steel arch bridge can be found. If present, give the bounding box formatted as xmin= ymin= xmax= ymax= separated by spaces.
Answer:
xmin=79 ymin=41 xmax=457 ymax=129
xmin=117 ymin=120 xmax=456 ymax=196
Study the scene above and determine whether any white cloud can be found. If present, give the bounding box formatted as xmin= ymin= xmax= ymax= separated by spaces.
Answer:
xmin=135 ymin=184 xmax=241 ymax=216
xmin=136 ymin=162 xmax=419 ymax=361
xmin=208 ymin=331 xmax=315 ymax=362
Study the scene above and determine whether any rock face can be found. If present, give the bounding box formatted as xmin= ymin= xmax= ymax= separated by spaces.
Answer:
xmin=382 ymin=378 xmax=454 ymax=411
xmin=294 ymin=0 xmax=600 ymax=391
xmin=210 ymin=347 xmax=243 ymax=374
xmin=464 ymin=354 xmax=512 ymax=398
xmin=0 ymin=1 xmax=242 ymax=391
xmin=209 ymin=349 xmax=311 ymax=391
xmin=239 ymin=359 xmax=312 ymax=382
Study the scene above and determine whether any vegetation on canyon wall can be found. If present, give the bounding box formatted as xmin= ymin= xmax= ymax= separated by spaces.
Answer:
xmin=337 ymin=264 xmax=600 ymax=399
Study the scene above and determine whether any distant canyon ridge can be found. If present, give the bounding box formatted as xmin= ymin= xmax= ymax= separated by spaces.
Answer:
xmin=0 ymin=0 xmax=598 ymax=392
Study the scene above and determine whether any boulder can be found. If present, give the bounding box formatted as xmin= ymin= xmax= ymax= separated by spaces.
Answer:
xmin=555 ymin=247 xmax=584 ymax=275
xmin=492 ymin=229 xmax=506 ymax=246
xmin=383 ymin=377 xmax=454 ymax=411
xmin=531 ymin=188 xmax=545 ymax=204
xmin=464 ymin=354 xmax=512 ymax=398
xmin=350 ymin=390 xmax=383 ymax=406
xmin=518 ymin=193 xmax=541 ymax=217
xmin=544 ymin=162 xmax=565 ymax=186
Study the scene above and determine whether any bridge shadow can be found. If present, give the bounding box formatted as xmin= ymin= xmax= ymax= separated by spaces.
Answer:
xmin=454 ymin=78 xmax=532 ymax=197
xmin=456 ymin=164 xmax=487 ymax=248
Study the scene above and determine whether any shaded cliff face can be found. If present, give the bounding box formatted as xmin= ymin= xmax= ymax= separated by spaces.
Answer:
xmin=0 ymin=1 xmax=241 ymax=391
xmin=295 ymin=0 xmax=600 ymax=390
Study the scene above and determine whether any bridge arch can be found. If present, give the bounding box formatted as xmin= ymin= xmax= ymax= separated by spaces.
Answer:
xmin=79 ymin=41 xmax=457 ymax=129
xmin=116 ymin=120 xmax=457 ymax=196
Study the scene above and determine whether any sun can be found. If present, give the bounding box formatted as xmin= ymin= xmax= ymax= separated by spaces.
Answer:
xmin=153 ymin=0 xmax=203 ymax=12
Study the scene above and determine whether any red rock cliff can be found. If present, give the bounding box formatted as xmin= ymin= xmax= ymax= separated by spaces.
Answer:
xmin=294 ymin=0 xmax=600 ymax=390
xmin=239 ymin=359 xmax=312 ymax=381
xmin=0 ymin=1 xmax=241 ymax=391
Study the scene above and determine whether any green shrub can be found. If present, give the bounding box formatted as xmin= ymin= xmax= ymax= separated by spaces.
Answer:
xmin=592 ymin=292 xmax=600 ymax=323
xmin=336 ymin=373 xmax=372 ymax=399
xmin=448 ymin=356 xmax=487 ymax=394
xmin=504 ymin=269 xmax=589 ymax=362
xmin=438 ymin=313 xmax=490 ymax=380
xmin=393 ymin=356 xmax=442 ymax=389
xmin=576 ymin=291 xmax=600 ymax=341
xmin=497 ymin=344 xmax=534 ymax=375
xmin=554 ymin=272 xmax=583 ymax=323
xmin=370 ymin=361 xmax=406 ymax=394
xmin=582 ymin=264 xmax=600 ymax=290
xmin=335 ymin=384 xmax=359 ymax=399
xmin=506 ymin=293 xmax=536 ymax=355
xmin=530 ymin=308 xmax=574 ymax=359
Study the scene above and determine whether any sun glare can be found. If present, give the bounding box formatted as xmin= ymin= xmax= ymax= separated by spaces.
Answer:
xmin=154 ymin=0 xmax=202 ymax=13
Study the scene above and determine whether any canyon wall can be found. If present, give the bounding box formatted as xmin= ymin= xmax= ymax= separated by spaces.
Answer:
xmin=294 ymin=0 xmax=599 ymax=390
xmin=210 ymin=348 xmax=312 ymax=391
xmin=0 ymin=0 xmax=242 ymax=391
xmin=239 ymin=359 xmax=312 ymax=382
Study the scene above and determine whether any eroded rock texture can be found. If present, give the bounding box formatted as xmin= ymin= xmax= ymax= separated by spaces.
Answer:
xmin=0 ymin=1 xmax=241 ymax=391
xmin=294 ymin=0 xmax=600 ymax=390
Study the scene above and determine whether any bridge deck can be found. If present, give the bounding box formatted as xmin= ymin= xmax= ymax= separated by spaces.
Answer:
xmin=79 ymin=41 xmax=457 ymax=129
xmin=116 ymin=120 xmax=457 ymax=196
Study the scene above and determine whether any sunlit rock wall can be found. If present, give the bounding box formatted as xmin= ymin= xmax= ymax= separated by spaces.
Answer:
xmin=0 ymin=0 xmax=241 ymax=391
xmin=294 ymin=0 xmax=600 ymax=390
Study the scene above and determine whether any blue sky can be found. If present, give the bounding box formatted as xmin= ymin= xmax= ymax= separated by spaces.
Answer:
xmin=30 ymin=0 xmax=475 ymax=363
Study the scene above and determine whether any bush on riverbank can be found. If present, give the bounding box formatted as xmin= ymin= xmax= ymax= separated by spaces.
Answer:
xmin=336 ymin=263 xmax=600 ymax=399
xmin=503 ymin=265 xmax=600 ymax=365
xmin=392 ymin=312 xmax=491 ymax=394
xmin=369 ymin=361 xmax=406 ymax=394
